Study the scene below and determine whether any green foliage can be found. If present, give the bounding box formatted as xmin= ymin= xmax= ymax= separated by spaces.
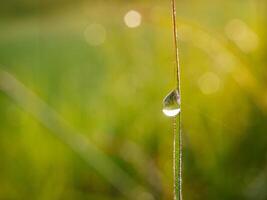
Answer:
xmin=0 ymin=0 xmax=267 ymax=199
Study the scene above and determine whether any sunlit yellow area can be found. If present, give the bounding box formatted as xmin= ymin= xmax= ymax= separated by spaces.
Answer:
xmin=225 ymin=19 xmax=259 ymax=53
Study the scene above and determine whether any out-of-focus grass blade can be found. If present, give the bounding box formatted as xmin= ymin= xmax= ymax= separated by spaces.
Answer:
xmin=0 ymin=68 xmax=152 ymax=200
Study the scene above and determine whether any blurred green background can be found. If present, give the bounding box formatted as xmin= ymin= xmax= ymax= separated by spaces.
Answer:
xmin=0 ymin=0 xmax=267 ymax=199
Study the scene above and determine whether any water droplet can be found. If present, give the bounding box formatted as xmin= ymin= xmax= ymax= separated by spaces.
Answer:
xmin=162 ymin=89 xmax=181 ymax=117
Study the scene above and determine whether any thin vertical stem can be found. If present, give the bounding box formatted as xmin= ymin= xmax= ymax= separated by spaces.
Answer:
xmin=171 ymin=0 xmax=182 ymax=91
xmin=171 ymin=0 xmax=183 ymax=200
xmin=173 ymin=115 xmax=183 ymax=200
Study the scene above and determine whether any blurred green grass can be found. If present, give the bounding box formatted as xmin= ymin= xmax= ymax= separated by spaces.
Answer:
xmin=0 ymin=0 xmax=267 ymax=199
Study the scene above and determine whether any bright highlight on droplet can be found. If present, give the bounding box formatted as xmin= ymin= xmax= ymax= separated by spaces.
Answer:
xmin=163 ymin=108 xmax=181 ymax=117
xmin=84 ymin=23 xmax=106 ymax=46
xmin=198 ymin=72 xmax=221 ymax=95
xmin=124 ymin=10 xmax=142 ymax=28
xmin=162 ymin=89 xmax=181 ymax=117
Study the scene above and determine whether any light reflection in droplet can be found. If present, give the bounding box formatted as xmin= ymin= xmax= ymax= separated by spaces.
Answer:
xmin=162 ymin=89 xmax=181 ymax=117
xmin=163 ymin=108 xmax=181 ymax=117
